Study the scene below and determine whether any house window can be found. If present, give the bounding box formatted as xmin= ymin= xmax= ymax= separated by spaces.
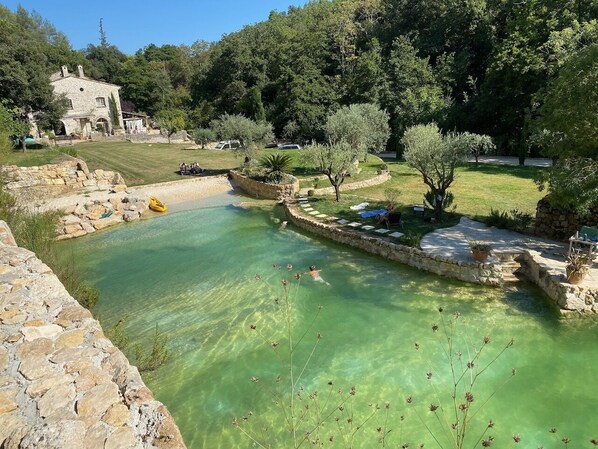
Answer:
xmin=67 ymin=99 xmax=73 ymax=110
xmin=96 ymin=97 xmax=106 ymax=107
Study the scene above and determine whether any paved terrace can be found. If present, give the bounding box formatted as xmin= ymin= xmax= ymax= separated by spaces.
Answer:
xmin=421 ymin=217 xmax=598 ymax=289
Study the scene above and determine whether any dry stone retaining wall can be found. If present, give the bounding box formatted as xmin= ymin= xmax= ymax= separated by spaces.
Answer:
xmin=0 ymin=220 xmax=187 ymax=448
xmin=230 ymin=170 xmax=299 ymax=199
xmin=534 ymin=195 xmax=598 ymax=241
xmin=285 ymin=204 xmax=503 ymax=286
xmin=0 ymin=159 xmax=125 ymax=205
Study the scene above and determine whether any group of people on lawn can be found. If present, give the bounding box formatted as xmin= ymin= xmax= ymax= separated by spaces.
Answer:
xmin=179 ymin=162 xmax=205 ymax=175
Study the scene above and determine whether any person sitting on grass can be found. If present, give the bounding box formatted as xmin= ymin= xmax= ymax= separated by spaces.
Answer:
xmin=377 ymin=205 xmax=402 ymax=227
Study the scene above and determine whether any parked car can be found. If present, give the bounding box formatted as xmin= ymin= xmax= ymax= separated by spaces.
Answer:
xmin=279 ymin=143 xmax=302 ymax=150
xmin=214 ymin=140 xmax=240 ymax=150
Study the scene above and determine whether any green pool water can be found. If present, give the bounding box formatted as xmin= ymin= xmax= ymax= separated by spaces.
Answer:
xmin=62 ymin=196 xmax=598 ymax=448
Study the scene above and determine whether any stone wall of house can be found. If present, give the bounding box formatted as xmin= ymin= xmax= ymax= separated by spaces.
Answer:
xmin=0 ymin=220 xmax=187 ymax=448
xmin=230 ymin=170 xmax=300 ymax=200
xmin=534 ymin=195 xmax=598 ymax=241
xmin=0 ymin=159 xmax=125 ymax=204
xmin=284 ymin=204 xmax=504 ymax=286
xmin=304 ymin=171 xmax=391 ymax=195
xmin=50 ymin=68 xmax=124 ymax=137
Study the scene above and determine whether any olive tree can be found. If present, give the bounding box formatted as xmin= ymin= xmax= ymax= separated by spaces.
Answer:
xmin=302 ymin=141 xmax=362 ymax=201
xmin=325 ymin=103 xmax=390 ymax=161
xmin=192 ymin=127 xmax=216 ymax=149
xmin=154 ymin=109 xmax=187 ymax=144
xmin=402 ymin=123 xmax=470 ymax=220
xmin=463 ymin=132 xmax=495 ymax=166
xmin=212 ymin=113 xmax=273 ymax=164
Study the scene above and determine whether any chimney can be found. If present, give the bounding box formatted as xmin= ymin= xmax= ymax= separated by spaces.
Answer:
xmin=61 ymin=65 xmax=69 ymax=77
xmin=77 ymin=65 xmax=85 ymax=78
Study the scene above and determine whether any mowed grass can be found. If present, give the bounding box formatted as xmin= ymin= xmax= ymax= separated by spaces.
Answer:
xmin=5 ymin=141 xmax=241 ymax=186
xmin=352 ymin=162 xmax=546 ymax=219
xmin=4 ymin=142 xmax=546 ymax=224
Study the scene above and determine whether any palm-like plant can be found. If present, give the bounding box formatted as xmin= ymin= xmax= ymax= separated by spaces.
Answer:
xmin=260 ymin=153 xmax=293 ymax=184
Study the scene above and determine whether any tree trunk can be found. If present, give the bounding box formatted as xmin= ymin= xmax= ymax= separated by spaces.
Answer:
xmin=21 ymin=138 xmax=26 ymax=152
xmin=334 ymin=184 xmax=341 ymax=202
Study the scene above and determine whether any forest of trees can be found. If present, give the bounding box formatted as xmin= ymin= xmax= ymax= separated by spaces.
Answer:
xmin=1 ymin=0 xmax=597 ymax=164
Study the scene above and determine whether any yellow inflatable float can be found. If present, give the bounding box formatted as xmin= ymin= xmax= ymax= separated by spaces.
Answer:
xmin=149 ymin=196 xmax=167 ymax=213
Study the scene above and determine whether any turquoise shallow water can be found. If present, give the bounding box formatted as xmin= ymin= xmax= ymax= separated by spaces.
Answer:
xmin=62 ymin=198 xmax=598 ymax=448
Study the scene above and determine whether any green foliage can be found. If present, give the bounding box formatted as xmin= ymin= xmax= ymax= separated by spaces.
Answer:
xmin=211 ymin=113 xmax=273 ymax=164
xmin=154 ymin=109 xmax=187 ymax=143
xmin=535 ymin=158 xmax=598 ymax=213
xmin=260 ymin=153 xmax=293 ymax=184
xmin=134 ymin=324 xmax=169 ymax=372
xmin=302 ymin=141 xmax=362 ymax=201
xmin=484 ymin=208 xmax=534 ymax=233
xmin=192 ymin=127 xmax=216 ymax=149
xmin=400 ymin=231 xmax=423 ymax=248
xmin=109 ymin=93 xmax=120 ymax=129
xmin=533 ymin=44 xmax=598 ymax=159
xmin=107 ymin=317 xmax=130 ymax=350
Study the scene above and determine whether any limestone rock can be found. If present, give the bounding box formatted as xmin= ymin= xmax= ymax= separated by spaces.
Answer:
xmin=76 ymin=382 xmax=121 ymax=419
xmin=57 ymin=305 xmax=92 ymax=322
xmin=1 ymin=310 xmax=27 ymax=325
xmin=26 ymin=373 xmax=74 ymax=398
xmin=104 ymin=425 xmax=137 ymax=449
xmin=63 ymin=214 xmax=82 ymax=225
xmin=102 ymin=403 xmax=130 ymax=427
xmin=0 ymin=414 xmax=26 ymax=446
xmin=111 ymin=184 xmax=127 ymax=193
xmin=123 ymin=210 xmax=140 ymax=222
xmin=93 ymin=214 xmax=122 ymax=230
xmin=20 ymin=324 xmax=63 ymax=341
xmin=18 ymin=356 xmax=55 ymax=380
xmin=84 ymin=422 xmax=108 ymax=449
xmin=55 ymin=329 xmax=86 ymax=350
xmin=18 ymin=420 xmax=87 ymax=449
xmin=0 ymin=389 xmax=17 ymax=414
xmin=0 ymin=348 xmax=8 ymax=372
xmin=75 ymin=366 xmax=112 ymax=392
xmin=38 ymin=382 xmax=76 ymax=419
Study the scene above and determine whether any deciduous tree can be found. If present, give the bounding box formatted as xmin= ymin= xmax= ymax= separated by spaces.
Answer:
xmin=211 ymin=113 xmax=273 ymax=164
xmin=154 ymin=109 xmax=187 ymax=143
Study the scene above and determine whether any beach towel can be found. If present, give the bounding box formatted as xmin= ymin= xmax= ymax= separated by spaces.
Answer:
xmin=350 ymin=202 xmax=369 ymax=210
xmin=358 ymin=209 xmax=387 ymax=219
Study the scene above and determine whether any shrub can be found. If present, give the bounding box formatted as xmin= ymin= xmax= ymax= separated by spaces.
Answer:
xmin=134 ymin=324 xmax=169 ymax=372
xmin=485 ymin=208 xmax=533 ymax=233
xmin=400 ymin=231 xmax=422 ymax=248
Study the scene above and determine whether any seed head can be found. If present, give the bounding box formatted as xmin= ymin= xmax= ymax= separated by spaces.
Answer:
xmin=429 ymin=404 xmax=439 ymax=412
xmin=483 ymin=336 xmax=491 ymax=344
xmin=513 ymin=434 xmax=521 ymax=443
xmin=432 ymin=324 xmax=439 ymax=332
xmin=426 ymin=372 xmax=432 ymax=379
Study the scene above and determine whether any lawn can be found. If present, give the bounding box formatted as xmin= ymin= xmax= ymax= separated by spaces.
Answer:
xmin=4 ymin=142 xmax=546 ymax=227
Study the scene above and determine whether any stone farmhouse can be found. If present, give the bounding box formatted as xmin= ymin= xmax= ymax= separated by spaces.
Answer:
xmin=49 ymin=65 xmax=124 ymax=138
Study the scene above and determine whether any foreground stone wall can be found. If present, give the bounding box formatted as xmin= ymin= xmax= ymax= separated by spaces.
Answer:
xmin=285 ymin=204 xmax=503 ymax=286
xmin=0 ymin=159 xmax=125 ymax=205
xmin=230 ymin=170 xmax=299 ymax=200
xmin=0 ymin=221 xmax=187 ymax=448
xmin=535 ymin=195 xmax=598 ymax=241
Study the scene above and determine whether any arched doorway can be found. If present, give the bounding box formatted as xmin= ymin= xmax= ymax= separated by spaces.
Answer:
xmin=55 ymin=121 xmax=67 ymax=136
xmin=95 ymin=118 xmax=109 ymax=135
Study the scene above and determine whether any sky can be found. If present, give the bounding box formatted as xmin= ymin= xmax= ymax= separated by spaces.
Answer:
xmin=1 ymin=0 xmax=309 ymax=54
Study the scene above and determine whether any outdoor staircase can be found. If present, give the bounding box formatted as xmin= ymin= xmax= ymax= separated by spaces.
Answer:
xmin=496 ymin=252 xmax=525 ymax=283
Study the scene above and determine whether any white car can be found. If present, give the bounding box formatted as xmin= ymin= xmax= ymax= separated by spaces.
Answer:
xmin=214 ymin=140 xmax=240 ymax=150
xmin=279 ymin=143 xmax=302 ymax=150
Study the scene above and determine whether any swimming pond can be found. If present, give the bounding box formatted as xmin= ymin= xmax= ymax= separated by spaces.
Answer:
xmin=62 ymin=197 xmax=598 ymax=448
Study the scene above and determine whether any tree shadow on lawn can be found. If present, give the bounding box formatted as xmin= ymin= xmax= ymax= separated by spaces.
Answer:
xmin=460 ymin=163 xmax=545 ymax=180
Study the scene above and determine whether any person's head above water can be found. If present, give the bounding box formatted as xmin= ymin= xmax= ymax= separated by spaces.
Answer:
xmin=310 ymin=265 xmax=316 ymax=271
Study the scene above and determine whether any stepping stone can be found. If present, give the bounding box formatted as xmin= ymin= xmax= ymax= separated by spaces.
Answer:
xmin=348 ymin=222 xmax=363 ymax=227
xmin=327 ymin=216 xmax=338 ymax=220
xmin=389 ymin=232 xmax=404 ymax=238
xmin=303 ymin=208 xmax=314 ymax=212
xmin=316 ymin=214 xmax=328 ymax=218
xmin=361 ymin=225 xmax=375 ymax=230
xmin=337 ymin=219 xmax=350 ymax=224
xmin=309 ymin=211 xmax=320 ymax=215
xmin=300 ymin=203 xmax=311 ymax=208
xmin=375 ymin=228 xmax=391 ymax=234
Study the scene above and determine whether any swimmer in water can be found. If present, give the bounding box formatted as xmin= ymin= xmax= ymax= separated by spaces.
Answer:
xmin=308 ymin=265 xmax=329 ymax=285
